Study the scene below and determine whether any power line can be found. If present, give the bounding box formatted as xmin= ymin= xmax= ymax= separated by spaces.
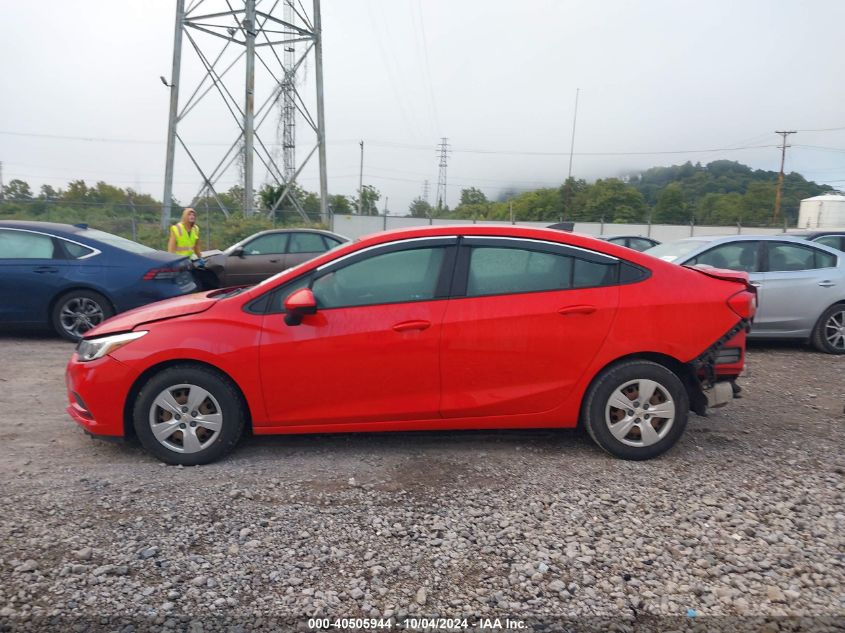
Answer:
xmin=1 ymin=129 xmax=785 ymax=156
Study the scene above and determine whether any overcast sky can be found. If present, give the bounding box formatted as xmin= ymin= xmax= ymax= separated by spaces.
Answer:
xmin=1 ymin=0 xmax=844 ymax=214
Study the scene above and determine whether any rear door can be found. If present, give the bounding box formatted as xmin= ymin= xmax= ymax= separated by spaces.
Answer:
xmin=439 ymin=237 xmax=620 ymax=418
xmin=754 ymin=241 xmax=839 ymax=336
xmin=0 ymin=228 xmax=72 ymax=324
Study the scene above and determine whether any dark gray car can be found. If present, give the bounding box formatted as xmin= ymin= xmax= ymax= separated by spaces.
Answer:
xmin=203 ymin=229 xmax=348 ymax=287
xmin=646 ymin=235 xmax=845 ymax=354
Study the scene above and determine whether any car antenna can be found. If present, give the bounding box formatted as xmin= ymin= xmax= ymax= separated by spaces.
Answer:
xmin=73 ymin=223 xmax=89 ymax=229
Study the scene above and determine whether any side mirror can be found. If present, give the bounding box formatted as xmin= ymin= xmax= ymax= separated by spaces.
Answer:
xmin=283 ymin=288 xmax=317 ymax=326
xmin=232 ymin=246 xmax=245 ymax=258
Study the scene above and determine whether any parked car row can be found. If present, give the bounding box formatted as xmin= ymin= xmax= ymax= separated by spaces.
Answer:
xmin=0 ymin=221 xmax=347 ymax=340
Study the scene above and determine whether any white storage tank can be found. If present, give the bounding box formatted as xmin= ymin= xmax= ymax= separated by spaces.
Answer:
xmin=798 ymin=193 xmax=845 ymax=228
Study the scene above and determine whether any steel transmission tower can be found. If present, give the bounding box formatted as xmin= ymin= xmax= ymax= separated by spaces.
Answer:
xmin=280 ymin=0 xmax=296 ymax=182
xmin=435 ymin=138 xmax=450 ymax=211
xmin=161 ymin=0 xmax=328 ymax=228
xmin=421 ymin=179 xmax=430 ymax=203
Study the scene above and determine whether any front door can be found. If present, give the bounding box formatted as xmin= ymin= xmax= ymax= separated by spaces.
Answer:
xmin=0 ymin=229 xmax=71 ymax=324
xmin=225 ymin=233 xmax=289 ymax=286
xmin=259 ymin=238 xmax=456 ymax=425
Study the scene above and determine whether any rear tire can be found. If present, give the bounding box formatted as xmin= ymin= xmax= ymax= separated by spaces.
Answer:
xmin=811 ymin=303 xmax=845 ymax=354
xmin=133 ymin=365 xmax=245 ymax=465
xmin=582 ymin=360 xmax=689 ymax=460
xmin=51 ymin=290 xmax=114 ymax=342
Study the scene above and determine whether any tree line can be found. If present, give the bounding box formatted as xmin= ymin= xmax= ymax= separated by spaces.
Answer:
xmin=0 ymin=159 xmax=833 ymax=249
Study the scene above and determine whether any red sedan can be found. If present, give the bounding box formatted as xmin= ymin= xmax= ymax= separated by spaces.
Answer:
xmin=65 ymin=226 xmax=755 ymax=465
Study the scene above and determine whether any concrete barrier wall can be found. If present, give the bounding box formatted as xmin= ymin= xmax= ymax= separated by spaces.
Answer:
xmin=331 ymin=214 xmax=786 ymax=242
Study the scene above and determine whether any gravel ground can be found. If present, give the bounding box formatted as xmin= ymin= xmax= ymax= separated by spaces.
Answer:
xmin=0 ymin=334 xmax=843 ymax=632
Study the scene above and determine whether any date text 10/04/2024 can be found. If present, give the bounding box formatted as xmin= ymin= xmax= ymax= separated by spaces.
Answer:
xmin=307 ymin=617 xmax=527 ymax=630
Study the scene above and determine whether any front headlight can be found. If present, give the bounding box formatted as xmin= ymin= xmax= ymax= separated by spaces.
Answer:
xmin=76 ymin=331 xmax=148 ymax=362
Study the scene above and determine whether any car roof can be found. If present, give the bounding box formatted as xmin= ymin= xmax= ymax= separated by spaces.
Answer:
xmin=661 ymin=233 xmax=844 ymax=262
xmin=0 ymin=220 xmax=88 ymax=237
xmin=782 ymin=229 xmax=845 ymax=237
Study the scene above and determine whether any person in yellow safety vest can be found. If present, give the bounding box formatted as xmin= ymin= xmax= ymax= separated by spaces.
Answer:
xmin=167 ymin=207 xmax=202 ymax=260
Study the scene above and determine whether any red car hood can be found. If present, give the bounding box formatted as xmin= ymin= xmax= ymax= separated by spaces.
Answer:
xmin=85 ymin=293 xmax=218 ymax=337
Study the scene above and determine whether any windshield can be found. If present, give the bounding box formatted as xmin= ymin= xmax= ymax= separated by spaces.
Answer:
xmin=79 ymin=228 xmax=156 ymax=254
xmin=644 ymin=239 xmax=711 ymax=262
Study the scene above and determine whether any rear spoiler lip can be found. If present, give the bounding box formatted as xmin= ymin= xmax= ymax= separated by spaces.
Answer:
xmin=683 ymin=264 xmax=750 ymax=285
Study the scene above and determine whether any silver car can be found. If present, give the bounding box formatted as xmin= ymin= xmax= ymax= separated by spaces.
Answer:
xmin=646 ymin=235 xmax=845 ymax=354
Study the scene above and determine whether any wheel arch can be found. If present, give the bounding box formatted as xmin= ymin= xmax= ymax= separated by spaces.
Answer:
xmin=48 ymin=285 xmax=117 ymax=323
xmin=122 ymin=359 xmax=254 ymax=439
xmin=579 ymin=352 xmax=702 ymax=423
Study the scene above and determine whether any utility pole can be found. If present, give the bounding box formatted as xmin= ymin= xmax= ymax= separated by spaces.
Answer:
xmin=436 ymin=137 xmax=450 ymax=211
xmin=567 ymin=88 xmax=580 ymax=181
xmin=0 ymin=161 xmax=4 ymax=200
xmin=358 ymin=140 xmax=364 ymax=215
xmin=772 ymin=130 xmax=796 ymax=225
xmin=563 ymin=87 xmax=580 ymax=222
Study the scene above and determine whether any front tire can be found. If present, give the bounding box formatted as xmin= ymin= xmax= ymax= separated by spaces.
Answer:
xmin=811 ymin=303 xmax=845 ymax=354
xmin=51 ymin=290 xmax=114 ymax=341
xmin=582 ymin=360 xmax=689 ymax=460
xmin=133 ymin=365 xmax=245 ymax=465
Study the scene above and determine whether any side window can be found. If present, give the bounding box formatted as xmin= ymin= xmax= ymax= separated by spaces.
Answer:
xmin=694 ymin=241 xmax=760 ymax=273
xmin=466 ymin=247 xmax=572 ymax=297
xmin=62 ymin=240 xmax=95 ymax=259
xmin=573 ymin=258 xmax=616 ymax=288
xmin=312 ymin=247 xmax=446 ymax=308
xmin=0 ymin=230 xmax=56 ymax=259
xmin=767 ymin=242 xmax=831 ymax=271
xmin=288 ymin=232 xmax=329 ymax=254
xmin=813 ymin=235 xmax=843 ymax=252
xmin=243 ymin=233 xmax=287 ymax=255
xmin=628 ymin=238 xmax=655 ymax=252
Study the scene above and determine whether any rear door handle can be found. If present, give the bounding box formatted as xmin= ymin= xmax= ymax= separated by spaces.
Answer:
xmin=269 ymin=258 xmax=280 ymax=263
xmin=392 ymin=320 xmax=431 ymax=332
xmin=749 ymin=281 xmax=762 ymax=288
xmin=34 ymin=266 xmax=59 ymax=274
xmin=558 ymin=305 xmax=596 ymax=316
xmin=818 ymin=280 xmax=835 ymax=287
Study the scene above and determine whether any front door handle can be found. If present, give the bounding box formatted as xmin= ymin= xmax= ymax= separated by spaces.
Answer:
xmin=392 ymin=320 xmax=431 ymax=332
xmin=818 ymin=280 xmax=835 ymax=287
xmin=269 ymin=258 xmax=280 ymax=263
xmin=558 ymin=305 xmax=596 ymax=316
xmin=33 ymin=266 xmax=59 ymax=274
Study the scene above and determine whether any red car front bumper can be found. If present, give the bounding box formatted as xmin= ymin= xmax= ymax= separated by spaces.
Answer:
xmin=66 ymin=353 xmax=138 ymax=437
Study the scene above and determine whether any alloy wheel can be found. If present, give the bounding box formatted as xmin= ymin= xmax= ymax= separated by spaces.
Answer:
xmin=148 ymin=384 xmax=223 ymax=454
xmin=59 ymin=297 xmax=105 ymax=338
xmin=823 ymin=308 xmax=845 ymax=352
xmin=605 ymin=378 xmax=676 ymax=448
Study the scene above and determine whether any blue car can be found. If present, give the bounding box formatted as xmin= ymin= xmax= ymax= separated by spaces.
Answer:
xmin=0 ymin=221 xmax=197 ymax=340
